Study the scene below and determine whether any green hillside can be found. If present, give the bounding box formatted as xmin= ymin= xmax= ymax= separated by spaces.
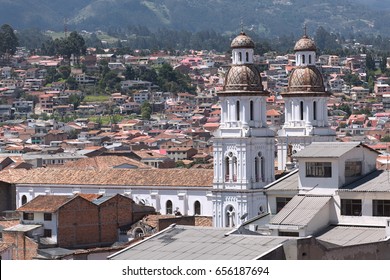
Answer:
xmin=1 ymin=0 xmax=390 ymax=37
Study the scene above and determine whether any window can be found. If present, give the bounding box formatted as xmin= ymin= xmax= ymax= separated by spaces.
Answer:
xmin=373 ymin=200 xmax=390 ymax=217
xmin=306 ymin=162 xmax=332 ymax=177
xmin=313 ymin=101 xmax=317 ymax=121
xmin=345 ymin=161 xmax=362 ymax=177
xmin=44 ymin=213 xmax=52 ymax=221
xmin=233 ymin=157 xmax=238 ymax=182
xmin=23 ymin=212 xmax=34 ymax=220
xmin=250 ymin=101 xmax=254 ymax=121
xmin=21 ymin=195 xmax=27 ymax=205
xmin=300 ymin=101 xmax=304 ymax=120
xmin=276 ymin=197 xmax=292 ymax=213
xmin=309 ymin=55 xmax=312 ymax=64
xmin=194 ymin=201 xmax=201 ymax=215
xmin=239 ymin=52 xmax=242 ymax=62
xmin=236 ymin=100 xmax=240 ymax=121
xmin=279 ymin=231 xmax=299 ymax=237
xmin=302 ymin=54 xmax=305 ymax=64
xmin=44 ymin=229 xmax=52 ymax=238
xmin=225 ymin=157 xmax=230 ymax=182
xmin=341 ymin=199 xmax=362 ymax=216
xmin=166 ymin=200 xmax=173 ymax=214
xmin=246 ymin=52 xmax=249 ymax=62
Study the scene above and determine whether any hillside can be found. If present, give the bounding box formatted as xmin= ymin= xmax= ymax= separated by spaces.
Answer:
xmin=1 ymin=0 xmax=390 ymax=37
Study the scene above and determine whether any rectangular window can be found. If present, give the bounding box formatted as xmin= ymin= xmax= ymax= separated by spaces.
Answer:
xmin=373 ymin=200 xmax=390 ymax=217
xmin=44 ymin=213 xmax=52 ymax=221
xmin=276 ymin=197 xmax=292 ymax=213
xmin=306 ymin=162 xmax=332 ymax=177
xmin=341 ymin=199 xmax=362 ymax=216
xmin=44 ymin=229 xmax=52 ymax=238
xmin=23 ymin=212 xmax=34 ymax=220
xmin=345 ymin=161 xmax=362 ymax=177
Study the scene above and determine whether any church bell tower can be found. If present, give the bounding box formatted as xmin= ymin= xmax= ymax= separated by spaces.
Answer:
xmin=212 ymin=31 xmax=275 ymax=228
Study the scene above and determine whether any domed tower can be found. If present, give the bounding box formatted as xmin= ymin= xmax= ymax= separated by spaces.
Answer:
xmin=277 ymin=31 xmax=336 ymax=170
xmin=213 ymin=31 xmax=274 ymax=228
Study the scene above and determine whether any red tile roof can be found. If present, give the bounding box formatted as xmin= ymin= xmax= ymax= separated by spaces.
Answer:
xmin=13 ymin=168 xmax=214 ymax=188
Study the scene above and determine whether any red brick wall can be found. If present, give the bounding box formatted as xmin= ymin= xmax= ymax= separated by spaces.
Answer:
xmin=57 ymin=196 xmax=99 ymax=248
xmin=2 ymin=232 xmax=38 ymax=260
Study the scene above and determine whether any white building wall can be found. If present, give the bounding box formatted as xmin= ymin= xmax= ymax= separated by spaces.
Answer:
xmin=16 ymin=185 xmax=214 ymax=218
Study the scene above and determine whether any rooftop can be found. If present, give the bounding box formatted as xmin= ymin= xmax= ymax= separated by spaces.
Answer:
xmin=13 ymin=168 xmax=214 ymax=188
xmin=109 ymin=225 xmax=291 ymax=260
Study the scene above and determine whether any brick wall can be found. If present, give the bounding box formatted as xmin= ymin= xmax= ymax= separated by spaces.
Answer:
xmin=57 ymin=196 xmax=100 ymax=248
xmin=2 ymin=232 xmax=38 ymax=260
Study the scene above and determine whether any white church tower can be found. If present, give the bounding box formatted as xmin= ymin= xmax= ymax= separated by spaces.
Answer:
xmin=212 ymin=31 xmax=275 ymax=228
xmin=277 ymin=31 xmax=336 ymax=170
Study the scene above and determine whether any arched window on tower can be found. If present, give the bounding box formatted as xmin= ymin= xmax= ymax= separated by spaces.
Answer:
xmin=225 ymin=157 xmax=230 ymax=182
xmin=233 ymin=157 xmax=238 ymax=182
xmin=239 ymin=52 xmax=242 ymax=62
xmin=250 ymin=100 xmax=254 ymax=121
xmin=302 ymin=54 xmax=306 ymax=64
xmin=255 ymin=153 xmax=265 ymax=182
xmin=313 ymin=101 xmax=317 ymax=121
xmin=21 ymin=195 xmax=27 ymax=205
xmin=255 ymin=157 xmax=259 ymax=182
xmin=300 ymin=101 xmax=304 ymax=120
xmin=194 ymin=201 xmax=201 ymax=215
xmin=236 ymin=100 xmax=240 ymax=121
xmin=226 ymin=206 xmax=235 ymax=227
xmin=309 ymin=55 xmax=312 ymax=64
xmin=166 ymin=200 xmax=173 ymax=214
xmin=246 ymin=52 xmax=249 ymax=62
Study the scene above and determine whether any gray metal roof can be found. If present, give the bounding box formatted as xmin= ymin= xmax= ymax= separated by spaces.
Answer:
xmin=293 ymin=142 xmax=362 ymax=158
xmin=93 ymin=196 xmax=113 ymax=205
xmin=3 ymin=224 xmax=42 ymax=232
xmin=316 ymin=226 xmax=386 ymax=248
xmin=264 ymin=169 xmax=299 ymax=192
xmin=340 ymin=170 xmax=390 ymax=192
xmin=108 ymin=225 xmax=291 ymax=260
xmin=269 ymin=195 xmax=331 ymax=226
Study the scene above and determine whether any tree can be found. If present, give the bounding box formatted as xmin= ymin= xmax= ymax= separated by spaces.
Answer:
xmin=141 ymin=101 xmax=152 ymax=120
xmin=55 ymin=31 xmax=86 ymax=60
xmin=0 ymin=24 xmax=18 ymax=56
xmin=124 ymin=65 xmax=136 ymax=80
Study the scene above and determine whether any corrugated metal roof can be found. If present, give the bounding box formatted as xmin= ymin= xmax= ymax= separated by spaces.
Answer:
xmin=340 ymin=170 xmax=390 ymax=192
xmin=316 ymin=226 xmax=386 ymax=248
xmin=93 ymin=196 xmax=113 ymax=205
xmin=3 ymin=224 xmax=42 ymax=232
xmin=293 ymin=142 xmax=361 ymax=158
xmin=108 ymin=225 xmax=291 ymax=260
xmin=264 ymin=169 xmax=299 ymax=191
xmin=270 ymin=195 xmax=331 ymax=226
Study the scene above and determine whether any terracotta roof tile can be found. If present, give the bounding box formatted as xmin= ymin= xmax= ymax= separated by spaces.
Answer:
xmin=61 ymin=156 xmax=152 ymax=170
xmin=17 ymin=195 xmax=74 ymax=212
xmin=14 ymin=168 xmax=213 ymax=187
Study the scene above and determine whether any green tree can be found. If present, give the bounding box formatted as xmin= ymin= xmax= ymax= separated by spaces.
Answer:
xmin=124 ymin=65 xmax=136 ymax=80
xmin=55 ymin=31 xmax=86 ymax=60
xmin=0 ymin=24 xmax=18 ymax=55
xmin=141 ymin=101 xmax=152 ymax=120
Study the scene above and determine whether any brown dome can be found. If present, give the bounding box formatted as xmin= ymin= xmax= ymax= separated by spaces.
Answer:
xmin=294 ymin=35 xmax=316 ymax=52
xmin=231 ymin=32 xmax=255 ymax=49
xmin=284 ymin=66 xmax=328 ymax=96
xmin=219 ymin=64 xmax=267 ymax=95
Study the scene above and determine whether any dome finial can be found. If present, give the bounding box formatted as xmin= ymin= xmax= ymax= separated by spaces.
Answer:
xmin=240 ymin=18 xmax=244 ymax=34
xmin=303 ymin=24 xmax=307 ymax=37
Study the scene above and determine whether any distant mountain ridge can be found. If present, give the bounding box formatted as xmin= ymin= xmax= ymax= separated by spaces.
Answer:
xmin=1 ymin=0 xmax=390 ymax=37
